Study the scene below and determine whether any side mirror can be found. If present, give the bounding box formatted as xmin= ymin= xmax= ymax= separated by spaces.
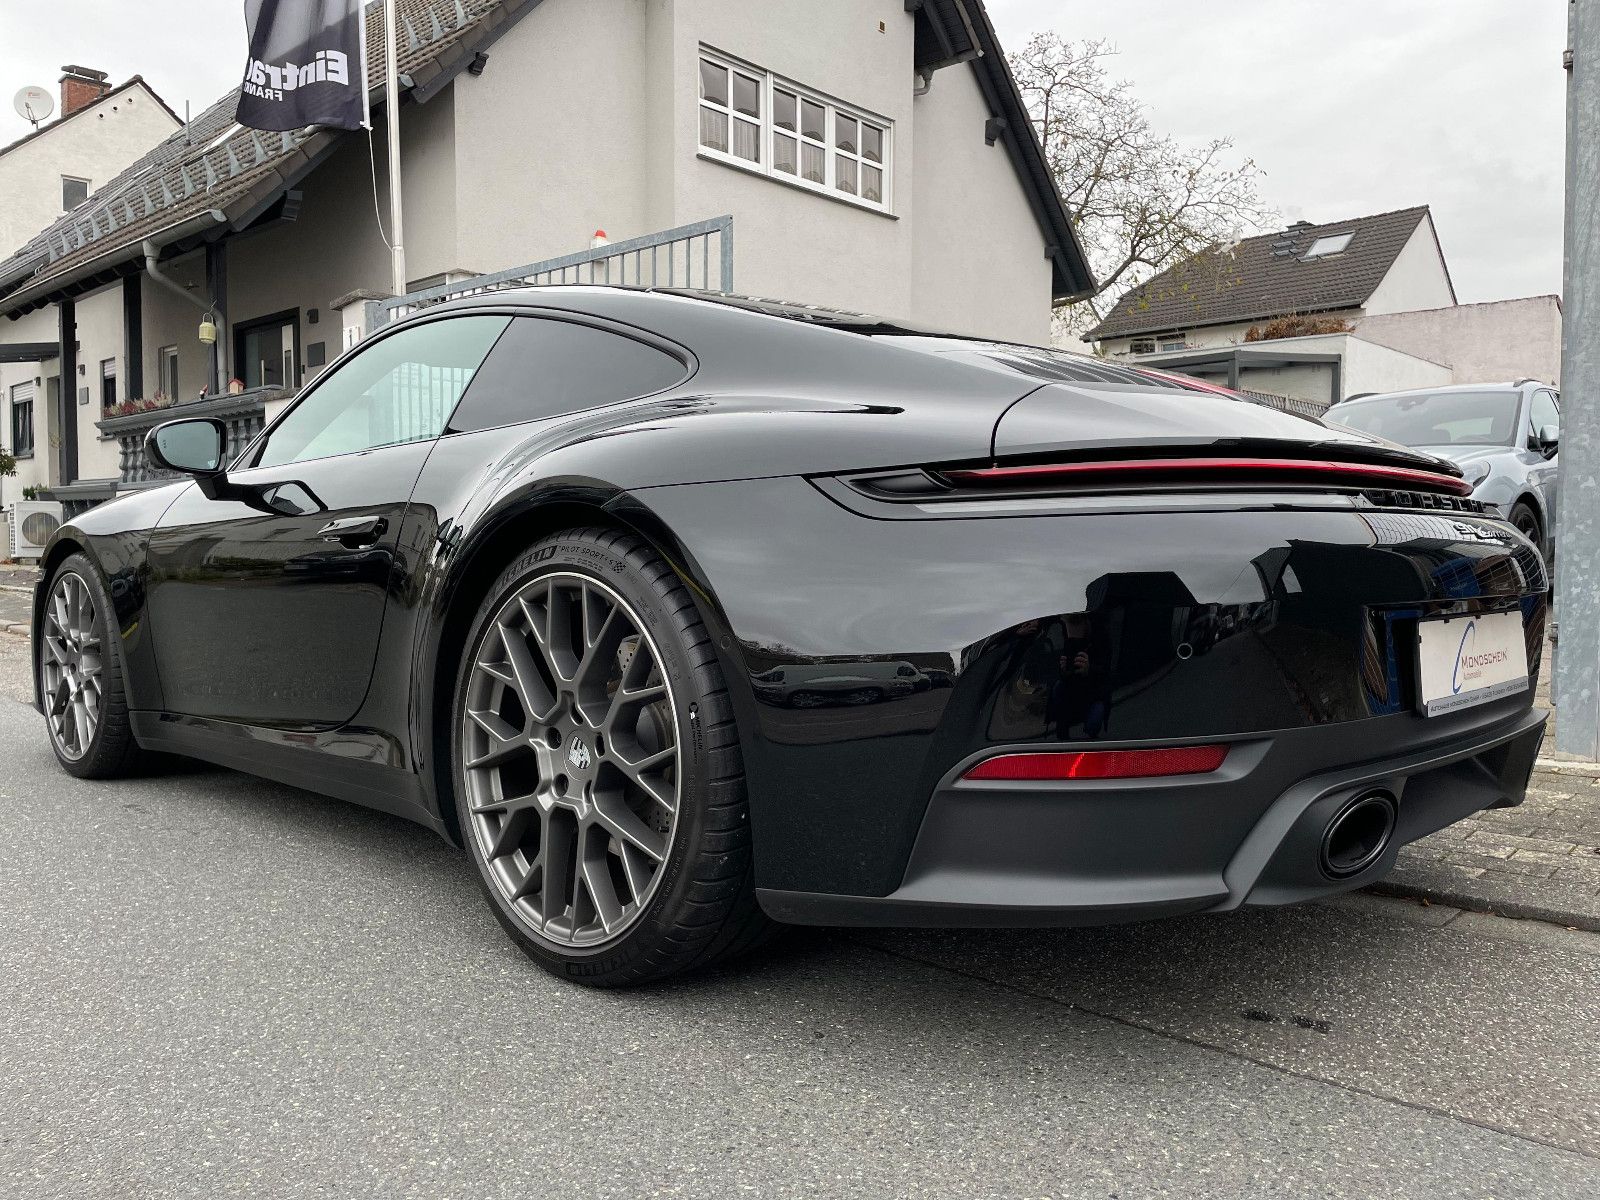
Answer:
xmin=1537 ymin=423 xmax=1560 ymax=457
xmin=147 ymin=418 xmax=227 ymax=476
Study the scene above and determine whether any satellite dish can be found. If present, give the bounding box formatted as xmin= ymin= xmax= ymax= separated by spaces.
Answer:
xmin=14 ymin=86 xmax=53 ymax=127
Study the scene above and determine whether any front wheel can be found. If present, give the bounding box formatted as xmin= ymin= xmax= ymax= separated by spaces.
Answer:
xmin=1508 ymin=501 xmax=1542 ymax=555
xmin=452 ymin=528 xmax=772 ymax=986
xmin=37 ymin=553 xmax=144 ymax=778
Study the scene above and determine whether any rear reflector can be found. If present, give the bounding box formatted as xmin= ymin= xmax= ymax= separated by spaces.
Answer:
xmin=942 ymin=457 xmax=1471 ymax=497
xmin=962 ymin=745 xmax=1230 ymax=782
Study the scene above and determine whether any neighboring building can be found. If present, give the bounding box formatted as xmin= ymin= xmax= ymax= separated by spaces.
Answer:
xmin=0 ymin=66 xmax=181 ymax=258
xmin=1356 ymin=295 xmax=1563 ymax=388
xmin=0 ymin=0 xmax=1093 ymax=524
xmin=1085 ymin=207 xmax=1457 ymax=358
xmin=1081 ymin=206 xmax=1559 ymax=412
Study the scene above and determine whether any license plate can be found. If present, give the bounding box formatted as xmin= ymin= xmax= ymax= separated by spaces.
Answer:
xmin=1416 ymin=610 xmax=1529 ymax=716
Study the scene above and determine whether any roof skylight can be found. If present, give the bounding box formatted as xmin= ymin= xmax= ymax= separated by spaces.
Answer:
xmin=1303 ymin=233 xmax=1353 ymax=259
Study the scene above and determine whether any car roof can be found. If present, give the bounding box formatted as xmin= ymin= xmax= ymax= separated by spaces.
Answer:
xmin=1339 ymin=381 xmax=1538 ymax=405
xmin=433 ymin=284 xmax=1219 ymax=394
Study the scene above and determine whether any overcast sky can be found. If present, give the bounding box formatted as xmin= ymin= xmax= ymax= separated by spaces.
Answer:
xmin=0 ymin=1 xmax=1569 ymax=302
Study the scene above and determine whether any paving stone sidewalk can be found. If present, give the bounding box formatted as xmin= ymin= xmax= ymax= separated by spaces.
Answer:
xmin=1376 ymin=655 xmax=1600 ymax=930
xmin=1 ymin=565 xmax=1597 ymax=928
xmin=0 ymin=564 xmax=36 ymax=635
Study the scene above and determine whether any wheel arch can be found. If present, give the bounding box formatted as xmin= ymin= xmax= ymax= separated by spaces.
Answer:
xmin=421 ymin=492 xmax=739 ymax=847
xmin=1511 ymin=490 xmax=1546 ymax=541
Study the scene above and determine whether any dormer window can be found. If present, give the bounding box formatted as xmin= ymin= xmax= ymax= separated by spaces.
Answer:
xmin=1303 ymin=233 xmax=1353 ymax=259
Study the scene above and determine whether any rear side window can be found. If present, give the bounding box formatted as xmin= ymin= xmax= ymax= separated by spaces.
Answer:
xmin=449 ymin=316 xmax=688 ymax=432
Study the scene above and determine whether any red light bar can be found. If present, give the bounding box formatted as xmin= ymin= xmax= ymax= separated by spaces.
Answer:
xmin=942 ymin=457 xmax=1471 ymax=496
xmin=963 ymin=745 xmax=1230 ymax=782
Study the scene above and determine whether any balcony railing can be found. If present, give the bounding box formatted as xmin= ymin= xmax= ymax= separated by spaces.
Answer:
xmin=96 ymin=386 xmax=287 ymax=485
xmin=381 ymin=215 xmax=734 ymax=325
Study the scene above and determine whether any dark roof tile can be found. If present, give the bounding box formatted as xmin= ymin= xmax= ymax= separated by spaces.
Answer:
xmin=1085 ymin=206 xmax=1443 ymax=341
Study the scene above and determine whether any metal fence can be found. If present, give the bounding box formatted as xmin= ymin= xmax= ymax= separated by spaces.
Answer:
xmin=380 ymin=215 xmax=734 ymax=325
xmin=1241 ymin=389 xmax=1328 ymax=420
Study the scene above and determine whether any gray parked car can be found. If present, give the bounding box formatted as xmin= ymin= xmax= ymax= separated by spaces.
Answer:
xmin=1326 ymin=381 xmax=1561 ymax=560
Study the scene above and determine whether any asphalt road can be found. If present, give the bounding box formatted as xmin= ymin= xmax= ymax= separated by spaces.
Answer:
xmin=1 ymin=635 xmax=1598 ymax=1198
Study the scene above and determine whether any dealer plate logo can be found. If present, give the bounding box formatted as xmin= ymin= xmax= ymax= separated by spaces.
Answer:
xmin=1416 ymin=610 xmax=1530 ymax=717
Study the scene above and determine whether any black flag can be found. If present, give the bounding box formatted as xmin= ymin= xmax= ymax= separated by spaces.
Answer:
xmin=237 ymin=0 xmax=368 ymax=131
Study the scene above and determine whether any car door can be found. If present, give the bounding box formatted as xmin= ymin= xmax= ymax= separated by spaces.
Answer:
xmin=1527 ymin=388 xmax=1561 ymax=539
xmin=144 ymin=313 xmax=511 ymax=726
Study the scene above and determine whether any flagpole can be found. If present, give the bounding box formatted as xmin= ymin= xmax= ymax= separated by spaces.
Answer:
xmin=384 ymin=0 xmax=407 ymax=296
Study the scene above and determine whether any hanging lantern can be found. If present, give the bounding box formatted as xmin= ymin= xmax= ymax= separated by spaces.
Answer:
xmin=198 ymin=312 xmax=218 ymax=345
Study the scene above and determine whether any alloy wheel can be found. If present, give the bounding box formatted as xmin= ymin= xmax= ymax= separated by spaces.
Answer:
xmin=460 ymin=572 xmax=680 ymax=948
xmin=40 ymin=572 xmax=104 ymax=761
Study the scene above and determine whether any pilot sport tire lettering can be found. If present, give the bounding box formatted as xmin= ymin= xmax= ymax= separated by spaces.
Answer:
xmin=452 ymin=527 xmax=772 ymax=986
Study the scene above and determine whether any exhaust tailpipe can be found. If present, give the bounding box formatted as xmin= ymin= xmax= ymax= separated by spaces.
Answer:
xmin=1320 ymin=791 xmax=1398 ymax=879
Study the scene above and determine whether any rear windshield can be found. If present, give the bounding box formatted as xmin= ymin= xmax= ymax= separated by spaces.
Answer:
xmin=1328 ymin=390 xmax=1519 ymax=447
xmin=871 ymin=336 xmax=1198 ymax=391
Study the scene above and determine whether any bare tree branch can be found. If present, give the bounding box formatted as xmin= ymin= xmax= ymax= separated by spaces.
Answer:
xmin=1009 ymin=34 xmax=1276 ymax=342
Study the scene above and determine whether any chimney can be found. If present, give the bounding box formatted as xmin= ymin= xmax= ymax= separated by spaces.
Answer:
xmin=60 ymin=64 xmax=111 ymax=117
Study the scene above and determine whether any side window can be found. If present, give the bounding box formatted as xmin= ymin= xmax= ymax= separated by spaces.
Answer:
xmin=1530 ymin=389 xmax=1560 ymax=442
xmin=448 ymin=316 xmax=688 ymax=433
xmin=255 ymin=315 xmax=510 ymax=468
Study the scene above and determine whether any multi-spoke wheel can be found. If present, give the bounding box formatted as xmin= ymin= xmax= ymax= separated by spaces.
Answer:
xmin=41 ymin=570 xmax=103 ymax=760
xmin=461 ymin=570 xmax=680 ymax=946
xmin=36 ymin=553 xmax=143 ymax=778
xmin=453 ymin=528 xmax=773 ymax=986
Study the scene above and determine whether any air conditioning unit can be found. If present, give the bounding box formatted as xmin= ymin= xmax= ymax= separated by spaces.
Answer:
xmin=7 ymin=500 xmax=63 ymax=560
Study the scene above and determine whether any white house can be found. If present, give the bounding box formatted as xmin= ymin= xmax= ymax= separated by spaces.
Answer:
xmin=0 ymin=0 xmax=1093 ymax=526
xmin=0 ymin=67 xmax=181 ymax=258
xmin=1080 ymin=206 xmax=1560 ymax=411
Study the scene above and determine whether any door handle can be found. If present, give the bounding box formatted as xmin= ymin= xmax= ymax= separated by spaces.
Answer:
xmin=318 ymin=515 xmax=388 ymax=548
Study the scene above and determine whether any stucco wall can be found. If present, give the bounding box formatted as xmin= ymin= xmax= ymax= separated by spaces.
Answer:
xmin=1355 ymin=295 xmax=1562 ymax=387
xmin=1361 ymin=218 xmax=1456 ymax=315
xmin=448 ymin=0 xmax=1055 ymax=342
xmin=451 ymin=0 xmax=654 ymax=271
xmin=0 ymin=306 xmax=61 ymax=505
xmin=909 ymin=53 xmax=1052 ymax=342
xmin=0 ymin=83 xmax=179 ymax=258
xmin=665 ymin=0 xmax=915 ymax=318
xmin=70 ymin=283 xmax=126 ymax=482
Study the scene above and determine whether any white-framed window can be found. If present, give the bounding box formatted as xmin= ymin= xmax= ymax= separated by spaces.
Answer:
xmin=8 ymin=382 xmax=35 ymax=458
xmin=697 ymin=48 xmax=892 ymax=214
xmin=159 ymin=344 xmax=179 ymax=399
xmin=62 ymin=175 xmax=90 ymax=211
xmin=1128 ymin=338 xmax=1156 ymax=355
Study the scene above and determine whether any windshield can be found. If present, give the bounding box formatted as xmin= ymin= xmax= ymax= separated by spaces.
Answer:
xmin=1327 ymin=390 xmax=1520 ymax=447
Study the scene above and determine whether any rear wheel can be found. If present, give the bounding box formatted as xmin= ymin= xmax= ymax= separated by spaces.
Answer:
xmin=37 ymin=553 xmax=144 ymax=778
xmin=452 ymin=528 xmax=772 ymax=986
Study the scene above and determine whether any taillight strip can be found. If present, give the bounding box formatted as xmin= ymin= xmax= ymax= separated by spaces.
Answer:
xmin=942 ymin=457 xmax=1471 ymax=497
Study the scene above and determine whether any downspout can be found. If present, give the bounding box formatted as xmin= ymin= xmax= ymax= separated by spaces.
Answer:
xmin=143 ymin=239 xmax=221 ymax=322
xmin=144 ymin=238 xmax=225 ymax=396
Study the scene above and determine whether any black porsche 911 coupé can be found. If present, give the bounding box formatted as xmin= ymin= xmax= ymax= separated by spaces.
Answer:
xmin=31 ymin=287 xmax=1549 ymax=986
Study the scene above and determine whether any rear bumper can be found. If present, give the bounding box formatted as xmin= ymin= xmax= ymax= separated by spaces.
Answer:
xmin=756 ymin=700 xmax=1546 ymax=927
